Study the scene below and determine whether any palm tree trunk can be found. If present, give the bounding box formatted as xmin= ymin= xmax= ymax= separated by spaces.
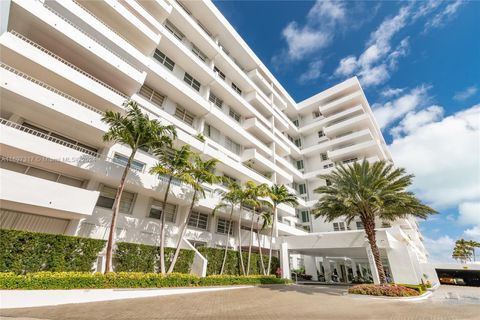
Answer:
xmin=363 ymin=217 xmax=387 ymax=284
xmin=237 ymin=211 xmax=246 ymax=276
xmin=159 ymin=176 xmax=173 ymax=275
xmin=220 ymin=206 xmax=234 ymax=275
xmin=104 ymin=151 xmax=135 ymax=273
xmin=246 ymin=209 xmax=255 ymax=275
xmin=167 ymin=189 xmax=197 ymax=274
xmin=256 ymin=216 xmax=266 ymax=275
xmin=267 ymin=205 xmax=276 ymax=275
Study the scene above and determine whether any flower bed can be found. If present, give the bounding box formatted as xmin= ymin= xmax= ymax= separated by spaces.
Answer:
xmin=0 ymin=272 xmax=290 ymax=290
xmin=348 ymin=284 xmax=420 ymax=297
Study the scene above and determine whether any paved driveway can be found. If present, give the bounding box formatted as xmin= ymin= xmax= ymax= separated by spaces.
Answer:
xmin=1 ymin=285 xmax=479 ymax=320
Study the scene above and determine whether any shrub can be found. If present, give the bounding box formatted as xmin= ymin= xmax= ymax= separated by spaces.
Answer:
xmin=0 ymin=229 xmax=105 ymax=274
xmin=395 ymin=283 xmax=426 ymax=294
xmin=0 ymin=272 xmax=289 ymax=290
xmin=348 ymin=284 xmax=420 ymax=297
xmin=114 ymin=242 xmax=194 ymax=273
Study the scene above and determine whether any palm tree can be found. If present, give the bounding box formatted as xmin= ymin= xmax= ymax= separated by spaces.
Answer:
xmin=149 ymin=145 xmax=192 ymax=274
xmin=256 ymin=211 xmax=272 ymax=275
xmin=212 ymin=182 xmax=243 ymax=275
xmin=452 ymin=239 xmax=480 ymax=263
xmin=313 ymin=160 xmax=436 ymax=284
xmin=243 ymin=181 xmax=269 ymax=275
xmin=167 ymin=154 xmax=221 ymax=274
xmin=101 ymin=101 xmax=176 ymax=273
xmin=265 ymin=184 xmax=298 ymax=275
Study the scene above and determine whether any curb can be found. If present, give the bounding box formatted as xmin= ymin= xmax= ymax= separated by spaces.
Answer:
xmin=347 ymin=290 xmax=432 ymax=301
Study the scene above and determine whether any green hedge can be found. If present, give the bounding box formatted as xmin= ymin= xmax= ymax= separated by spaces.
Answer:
xmin=0 ymin=272 xmax=290 ymax=290
xmin=114 ymin=242 xmax=194 ymax=273
xmin=395 ymin=283 xmax=426 ymax=294
xmin=0 ymin=229 xmax=105 ymax=274
xmin=198 ymin=247 xmax=279 ymax=275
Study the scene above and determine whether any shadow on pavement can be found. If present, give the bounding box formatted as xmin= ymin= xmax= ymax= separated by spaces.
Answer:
xmin=259 ymin=284 xmax=347 ymax=296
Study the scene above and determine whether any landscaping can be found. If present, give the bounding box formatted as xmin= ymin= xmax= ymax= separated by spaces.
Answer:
xmin=348 ymin=284 xmax=421 ymax=297
xmin=0 ymin=272 xmax=289 ymax=290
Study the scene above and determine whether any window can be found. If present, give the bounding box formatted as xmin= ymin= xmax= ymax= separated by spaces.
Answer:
xmin=321 ymin=153 xmax=328 ymax=161
xmin=174 ymin=105 xmax=195 ymax=126
xmin=213 ymin=66 xmax=226 ymax=80
xmin=139 ymin=84 xmax=165 ymax=107
xmin=165 ymin=20 xmax=184 ymax=40
xmin=333 ymin=222 xmax=346 ymax=231
xmin=323 ymin=163 xmax=334 ymax=169
xmin=183 ymin=73 xmax=201 ymax=91
xmin=296 ymin=160 xmax=304 ymax=170
xmin=148 ymin=199 xmax=177 ymax=223
xmin=294 ymin=138 xmax=302 ymax=148
xmin=188 ymin=211 xmax=209 ymax=230
xmin=300 ymin=210 xmax=310 ymax=223
xmin=191 ymin=45 xmax=207 ymax=62
xmin=96 ymin=185 xmax=136 ymax=214
xmin=153 ymin=49 xmax=175 ymax=71
xmin=113 ymin=153 xmax=145 ymax=172
xmin=356 ymin=221 xmax=364 ymax=230
xmin=298 ymin=183 xmax=307 ymax=195
xmin=231 ymin=82 xmax=242 ymax=95
xmin=318 ymin=130 xmax=325 ymax=138
xmin=293 ymin=119 xmax=299 ymax=127
xmin=189 ymin=240 xmax=207 ymax=248
xmin=216 ymin=218 xmax=234 ymax=235
xmin=343 ymin=158 xmax=358 ymax=164
xmin=209 ymin=92 xmax=223 ymax=108
xmin=225 ymin=136 xmax=241 ymax=155
xmin=229 ymin=109 xmax=241 ymax=122
xmin=203 ymin=124 xmax=220 ymax=142
xmin=313 ymin=111 xmax=321 ymax=118
xmin=381 ymin=222 xmax=391 ymax=228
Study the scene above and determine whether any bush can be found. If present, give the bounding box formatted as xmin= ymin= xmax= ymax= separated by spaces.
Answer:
xmin=114 ymin=242 xmax=194 ymax=273
xmin=0 ymin=229 xmax=105 ymax=274
xmin=198 ymin=247 xmax=279 ymax=275
xmin=348 ymin=284 xmax=420 ymax=297
xmin=395 ymin=283 xmax=426 ymax=294
xmin=0 ymin=272 xmax=289 ymax=290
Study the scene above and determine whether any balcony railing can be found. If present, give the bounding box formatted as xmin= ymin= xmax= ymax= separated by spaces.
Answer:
xmin=42 ymin=3 xmax=142 ymax=73
xmin=10 ymin=31 xmax=128 ymax=99
xmin=0 ymin=63 xmax=103 ymax=115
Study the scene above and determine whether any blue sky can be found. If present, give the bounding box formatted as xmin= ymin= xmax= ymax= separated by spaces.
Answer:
xmin=214 ymin=0 xmax=480 ymax=262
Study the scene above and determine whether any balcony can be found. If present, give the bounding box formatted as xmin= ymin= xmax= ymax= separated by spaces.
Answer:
xmin=138 ymin=0 xmax=172 ymax=24
xmin=277 ymin=221 xmax=308 ymax=236
xmin=246 ymin=68 xmax=273 ymax=96
xmin=327 ymin=140 xmax=378 ymax=161
xmin=319 ymin=91 xmax=364 ymax=116
xmin=302 ymin=129 xmax=373 ymax=156
xmin=76 ymin=0 xmax=161 ymax=53
xmin=0 ymin=168 xmax=99 ymax=217
xmin=8 ymin=0 xmax=145 ymax=95
xmin=324 ymin=114 xmax=371 ymax=138
xmin=0 ymin=31 xmax=127 ymax=109
xmin=241 ymin=149 xmax=292 ymax=184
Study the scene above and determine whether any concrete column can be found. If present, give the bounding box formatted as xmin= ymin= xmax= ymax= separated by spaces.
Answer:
xmin=366 ymin=246 xmax=380 ymax=284
xmin=351 ymin=259 xmax=358 ymax=279
xmin=304 ymin=256 xmax=318 ymax=281
xmin=279 ymin=241 xmax=290 ymax=279
xmin=333 ymin=262 xmax=340 ymax=282
xmin=358 ymin=263 xmax=364 ymax=277
xmin=322 ymin=259 xmax=332 ymax=283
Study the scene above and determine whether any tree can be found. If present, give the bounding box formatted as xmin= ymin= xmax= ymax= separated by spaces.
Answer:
xmin=101 ymin=101 xmax=176 ymax=273
xmin=265 ymin=184 xmax=298 ymax=275
xmin=212 ymin=182 xmax=243 ymax=275
xmin=149 ymin=145 xmax=192 ymax=274
xmin=452 ymin=239 xmax=480 ymax=263
xmin=313 ymin=160 xmax=436 ymax=284
xmin=256 ymin=211 xmax=272 ymax=275
xmin=167 ymin=154 xmax=221 ymax=274
xmin=243 ymin=181 xmax=269 ymax=275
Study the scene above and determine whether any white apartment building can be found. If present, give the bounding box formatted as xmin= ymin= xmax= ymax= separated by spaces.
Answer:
xmin=0 ymin=0 xmax=437 ymax=285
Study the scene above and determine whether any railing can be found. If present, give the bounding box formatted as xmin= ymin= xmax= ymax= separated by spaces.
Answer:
xmin=0 ymin=118 xmax=100 ymax=157
xmin=42 ymin=3 xmax=142 ymax=73
xmin=0 ymin=63 xmax=103 ymax=115
xmin=10 ymin=31 xmax=128 ymax=99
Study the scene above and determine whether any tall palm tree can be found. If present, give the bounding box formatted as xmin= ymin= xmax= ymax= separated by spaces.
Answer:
xmin=101 ymin=101 xmax=176 ymax=273
xmin=314 ymin=160 xmax=436 ymax=284
xmin=452 ymin=239 xmax=480 ymax=263
xmin=212 ymin=182 xmax=243 ymax=275
xmin=149 ymin=145 xmax=192 ymax=274
xmin=265 ymin=184 xmax=298 ymax=275
xmin=243 ymin=181 xmax=269 ymax=275
xmin=167 ymin=154 xmax=221 ymax=274
xmin=256 ymin=211 xmax=272 ymax=275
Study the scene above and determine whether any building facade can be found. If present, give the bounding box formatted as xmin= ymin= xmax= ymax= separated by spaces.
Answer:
xmin=0 ymin=0 xmax=435 ymax=285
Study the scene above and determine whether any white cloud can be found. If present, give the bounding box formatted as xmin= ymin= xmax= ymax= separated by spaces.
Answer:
xmin=298 ymin=60 xmax=323 ymax=83
xmin=372 ymin=85 xmax=430 ymax=129
xmin=335 ymin=56 xmax=358 ymax=77
xmin=358 ymin=64 xmax=390 ymax=87
xmin=390 ymin=105 xmax=444 ymax=138
xmin=389 ymin=104 xmax=480 ymax=208
xmin=463 ymin=227 xmax=480 ymax=241
xmin=424 ymin=0 xmax=465 ymax=32
xmin=424 ymin=235 xmax=456 ymax=263
xmin=458 ymin=202 xmax=480 ymax=226
xmin=381 ymin=87 xmax=404 ymax=98
xmin=278 ymin=0 xmax=346 ymax=61
xmin=454 ymin=86 xmax=478 ymax=101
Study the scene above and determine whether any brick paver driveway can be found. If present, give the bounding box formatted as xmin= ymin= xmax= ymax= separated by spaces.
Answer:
xmin=1 ymin=285 xmax=479 ymax=320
